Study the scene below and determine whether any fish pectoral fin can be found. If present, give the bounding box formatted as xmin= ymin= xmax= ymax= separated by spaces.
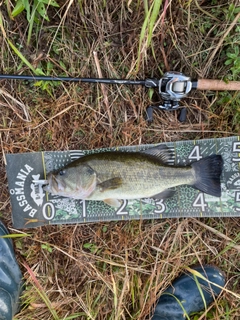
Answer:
xmin=141 ymin=145 xmax=174 ymax=164
xmin=98 ymin=177 xmax=123 ymax=191
xmin=104 ymin=198 xmax=122 ymax=207
xmin=152 ymin=189 xmax=176 ymax=200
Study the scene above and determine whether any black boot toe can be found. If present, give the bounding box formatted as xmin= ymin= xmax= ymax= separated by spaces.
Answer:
xmin=0 ymin=221 xmax=23 ymax=318
xmin=151 ymin=265 xmax=226 ymax=320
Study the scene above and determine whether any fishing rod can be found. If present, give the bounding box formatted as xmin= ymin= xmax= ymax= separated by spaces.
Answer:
xmin=0 ymin=72 xmax=239 ymax=122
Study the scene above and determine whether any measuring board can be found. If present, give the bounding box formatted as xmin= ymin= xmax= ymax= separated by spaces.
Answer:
xmin=6 ymin=136 xmax=240 ymax=229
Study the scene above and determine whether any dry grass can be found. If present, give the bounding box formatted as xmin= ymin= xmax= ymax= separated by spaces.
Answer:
xmin=0 ymin=0 xmax=239 ymax=319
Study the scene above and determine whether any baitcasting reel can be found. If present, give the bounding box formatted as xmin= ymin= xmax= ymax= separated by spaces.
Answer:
xmin=145 ymin=71 xmax=193 ymax=122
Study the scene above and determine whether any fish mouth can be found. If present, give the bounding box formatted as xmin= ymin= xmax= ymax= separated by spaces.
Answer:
xmin=43 ymin=174 xmax=61 ymax=194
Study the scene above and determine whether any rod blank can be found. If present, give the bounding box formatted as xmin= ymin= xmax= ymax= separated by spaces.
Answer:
xmin=0 ymin=74 xmax=146 ymax=86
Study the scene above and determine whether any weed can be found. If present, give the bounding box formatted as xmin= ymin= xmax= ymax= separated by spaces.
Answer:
xmin=11 ymin=0 xmax=59 ymax=45
xmin=83 ymin=242 xmax=101 ymax=254
xmin=225 ymin=46 xmax=240 ymax=81
xmin=137 ymin=0 xmax=163 ymax=71
xmin=41 ymin=243 xmax=53 ymax=253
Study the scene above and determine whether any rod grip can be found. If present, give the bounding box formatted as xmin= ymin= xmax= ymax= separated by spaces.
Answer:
xmin=197 ymin=79 xmax=240 ymax=91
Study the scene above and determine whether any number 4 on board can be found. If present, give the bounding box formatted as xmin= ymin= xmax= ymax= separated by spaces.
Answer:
xmin=193 ymin=193 xmax=208 ymax=212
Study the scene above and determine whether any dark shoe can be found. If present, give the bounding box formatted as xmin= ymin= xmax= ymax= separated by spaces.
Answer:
xmin=151 ymin=265 xmax=226 ymax=320
xmin=0 ymin=221 xmax=23 ymax=320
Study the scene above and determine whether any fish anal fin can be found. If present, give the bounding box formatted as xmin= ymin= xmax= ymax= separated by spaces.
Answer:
xmin=152 ymin=189 xmax=176 ymax=200
xmin=98 ymin=177 xmax=122 ymax=191
xmin=104 ymin=198 xmax=122 ymax=207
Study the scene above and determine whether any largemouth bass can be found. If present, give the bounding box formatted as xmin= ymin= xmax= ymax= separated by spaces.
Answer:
xmin=43 ymin=146 xmax=223 ymax=207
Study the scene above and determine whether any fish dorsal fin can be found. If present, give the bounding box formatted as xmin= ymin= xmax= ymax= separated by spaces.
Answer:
xmin=141 ymin=145 xmax=173 ymax=164
xmin=98 ymin=177 xmax=123 ymax=192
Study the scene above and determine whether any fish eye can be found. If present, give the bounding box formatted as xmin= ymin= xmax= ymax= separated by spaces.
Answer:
xmin=59 ymin=170 xmax=66 ymax=176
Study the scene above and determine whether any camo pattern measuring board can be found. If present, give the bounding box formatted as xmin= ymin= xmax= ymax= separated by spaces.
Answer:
xmin=6 ymin=136 xmax=240 ymax=229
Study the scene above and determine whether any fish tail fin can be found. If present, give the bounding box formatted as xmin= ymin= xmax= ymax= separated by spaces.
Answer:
xmin=191 ymin=155 xmax=223 ymax=197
